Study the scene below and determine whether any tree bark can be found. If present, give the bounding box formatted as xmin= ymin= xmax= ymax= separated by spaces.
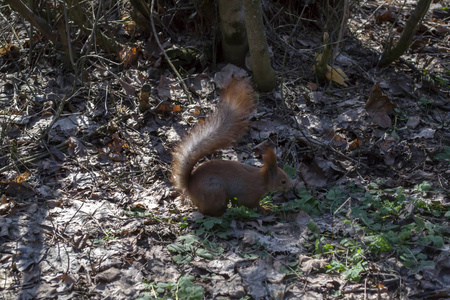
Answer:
xmin=5 ymin=0 xmax=76 ymax=66
xmin=315 ymin=33 xmax=332 ymax=82
xmin=243 ymin=0 xmax=276 ymax=92
xmin=7 ymin=0 xmax=122 ymax=60
xmin=218 ymin=0 xmax=248 ymax=66
xmin=5 ymin=0 xmax=60 ymax=47
xmin=379 ymin=0 xmax=432 ymax=66
xmin=130 ymin=0 xmax=153 ymax=34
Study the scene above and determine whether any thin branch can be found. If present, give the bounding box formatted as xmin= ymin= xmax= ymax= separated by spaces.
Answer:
xmin=150 ymin=0 xmax=193 ymax=104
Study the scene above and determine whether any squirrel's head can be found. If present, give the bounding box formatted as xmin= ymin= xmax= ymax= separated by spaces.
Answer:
xmin=262 ymin=148 xmax=292 ymax=192
xmin=269 ymin=166 xmax=292 ymax=192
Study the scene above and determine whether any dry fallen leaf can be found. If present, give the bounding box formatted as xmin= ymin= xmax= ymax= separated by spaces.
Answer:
xmin=326 ymin=66 xmax=349 ymax=87
xmin=5 ymin=181 xmax=35 ymax=199
xmin=376 ymin=11 xmax=396 ymax=24
xmin=323 ymin=129 xmax=347 ymax=148
xmin=348 ymin=138 xmax=363 ymax=150
xmin=13 ymin=171 xmax=31 ymax=184
xmin=156 ymin=101 xmax=173 ymax=113
xmin=120 ymin=46 xmax=141 ymax=68
xmin=172 ymin=104 xmax=182 ymax=112
xmin=60 ymin=272 xmax=76 ymax=285
xmin=436 ymin=25 xmax=450 ymax=34
xmin=299 ymin=255 xmax=328 ymax=275
xmin=314 ymin=54 xmax=349 ymax=87
xmin=118 ymin=77 xmax=136 ymax=97
xmin=66 ymin=137 xmax=87 ymax=157
xmin=299 ymin=157 xmax=341 ymax=188
xmin=109 ymin=132 xmax=129 ymax=153
xmin=365 ymin=82 xmax=395 ymax=128
xmin=122 ymin=14 xmax=136 ymax=35
xmin=0 ymin=43 xmax=20 ymax=59
xmin=406 ymin=116 xmax=421 ymax=129
xmin=307 ymin=82 xmax=318 ymax=91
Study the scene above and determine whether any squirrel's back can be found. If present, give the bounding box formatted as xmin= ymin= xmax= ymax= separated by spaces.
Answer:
xmin=172 ymin=78 xmax=255 ymax=191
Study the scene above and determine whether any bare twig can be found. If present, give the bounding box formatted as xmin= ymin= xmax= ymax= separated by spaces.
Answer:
xmin=331 ymin=0 xmax=350 ymax=60
xmin=280 ymin=4 xmax=308 ymax=110
xmin=62 ymin=202 xmax=85 ymax=234
xmin=0 ymin=123 xmax=109 ymax=174
xmin=62 ymin=1 xmax=75 ymax=69
xmin=0 ymin=10 xmax=22 ymax=48
xmin=150 ymin=0 xmax=193 ymax=104
xmin=294 ymin=130 xmax=369 ymax=170
xmin=38 ymin=86 xmax=83 ymax=141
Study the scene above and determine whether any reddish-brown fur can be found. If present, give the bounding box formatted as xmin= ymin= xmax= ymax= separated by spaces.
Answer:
xmin=172 ymin=78 xmax=291 ymax=216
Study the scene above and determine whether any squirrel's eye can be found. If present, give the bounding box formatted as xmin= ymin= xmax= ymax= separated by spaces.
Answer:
xmin=281 ymin=180 xmax=287 ymax=185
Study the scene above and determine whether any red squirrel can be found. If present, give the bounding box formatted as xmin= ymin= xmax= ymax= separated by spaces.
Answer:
xmin=172 ymin=78 xmax=291 ymax=216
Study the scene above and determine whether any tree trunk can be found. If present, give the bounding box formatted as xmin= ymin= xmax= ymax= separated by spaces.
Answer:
xmin=218 ymin=0 xmax=248 ymax=67
xmin=5 ymin=0 xmax=60 ymax=48
xmin=315 ymin=33 xmax=332 ymax=82
xmin=130 ymin=0 xmax=153 ymax=34
xmin=5 ymin=0 xmax=75 ymax=66
xmin=243 ymin=0 xmax=276 ymax=92
xmin=379 ymin=0 xmax=432 ymax=66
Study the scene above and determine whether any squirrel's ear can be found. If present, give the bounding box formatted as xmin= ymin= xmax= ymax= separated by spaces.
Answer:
xmin=263 ymin=148 xmax=278 ymax=179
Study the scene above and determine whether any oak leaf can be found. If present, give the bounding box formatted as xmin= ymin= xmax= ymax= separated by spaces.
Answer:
xmin=365 ymin=82 xmax=395 ymax=128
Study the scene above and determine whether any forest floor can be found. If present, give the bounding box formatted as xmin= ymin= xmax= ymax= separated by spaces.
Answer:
xmin=0 ymin=1 xmax=449 ymax=299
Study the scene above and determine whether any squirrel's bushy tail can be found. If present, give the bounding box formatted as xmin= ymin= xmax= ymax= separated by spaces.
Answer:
xmin=172 ymin=78 xmax=255 ymax=191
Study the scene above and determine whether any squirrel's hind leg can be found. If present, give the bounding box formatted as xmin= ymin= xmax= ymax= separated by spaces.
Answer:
xmin=191 ymin=188 xmax=228 ymax=217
